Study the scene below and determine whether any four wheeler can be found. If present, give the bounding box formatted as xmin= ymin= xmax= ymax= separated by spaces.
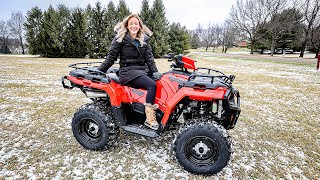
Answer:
xmin=61 ymin=54 xmax=241 ymax=175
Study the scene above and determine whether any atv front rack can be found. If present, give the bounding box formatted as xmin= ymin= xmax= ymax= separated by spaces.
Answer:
xmin=187 ymin=68 xmax=235 ymax=87
xmin=195 ymin=67 xmax=226 ymax=76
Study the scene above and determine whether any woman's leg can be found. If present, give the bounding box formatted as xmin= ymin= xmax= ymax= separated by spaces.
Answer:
xmin=126 ymin=75 xmax=159 ymax=130
xmin=127 ymin=75 xmax=156 ymax=104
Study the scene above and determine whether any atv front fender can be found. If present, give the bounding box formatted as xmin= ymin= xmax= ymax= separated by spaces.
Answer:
xmin=161 ymin=87 xmax=228 ymax=125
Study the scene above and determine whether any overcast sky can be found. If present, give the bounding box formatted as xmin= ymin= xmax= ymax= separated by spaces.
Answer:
xmin=1 ymin=0 xmax=236 ymax=30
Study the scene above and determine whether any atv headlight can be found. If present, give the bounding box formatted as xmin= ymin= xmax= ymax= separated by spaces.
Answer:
xmin=229 ymin=92 xmax=237 ymax=106
xmin=227 ymin=89 xmax=240 ymax=110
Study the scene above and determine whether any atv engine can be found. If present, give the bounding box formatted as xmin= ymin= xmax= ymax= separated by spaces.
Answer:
xmin=183 ymin=101 xmax=222 ymax=118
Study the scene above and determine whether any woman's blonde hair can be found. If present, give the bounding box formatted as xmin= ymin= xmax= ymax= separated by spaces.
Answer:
xmin=114 ymin=14 xmax=153 ymax=46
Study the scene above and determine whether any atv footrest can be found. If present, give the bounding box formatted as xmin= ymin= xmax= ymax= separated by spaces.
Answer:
xmin=122 ymin=125 xmax=160 ymax=138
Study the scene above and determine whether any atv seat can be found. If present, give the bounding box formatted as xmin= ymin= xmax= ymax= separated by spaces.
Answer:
xmin=108 ymin=73 xmax=120 ymax=84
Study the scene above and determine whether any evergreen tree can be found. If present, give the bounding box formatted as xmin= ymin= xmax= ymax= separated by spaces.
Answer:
xmin=105 ymin=1 xmax=117 ymax=48
xmin=168 ymin=23 xmax=190 ymax=54
xmin=189 ymin=31 xmax=200 ymax=49
xmin=276 ymin=9 xmax=304 ymax=51
xmin=24 ymin=6 xmax=43 ymax=55
xmin=56 ymin=4 xmax=71 ymax=56
xmin=0 ymin=46 xmax=11 ymax=54
xmin=139 ymin=0 xmax=151 ymax=27
xmin=255 ymin=8 xmax=304 ymax=53
xmin=86 ymin=2 xmax=107 ymax=58
xmin=149 ymin=0 xmax=169 ymax=57
xmin=64 ymin=8 xmax=87 ymax=58
xmin=117 ymin=0 xmax=131 ymax=22
xmin=310 ymin=24 xmax=320 ymax=58
xmin=38 ymin=5 xmax=64 ymax=57
xmin=84 ymin=4 xmax=94 ymax=57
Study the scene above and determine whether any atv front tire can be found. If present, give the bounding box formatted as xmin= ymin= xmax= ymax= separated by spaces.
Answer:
xmin=72 ymin=103 xmax=118 ymax=150
xmin=174 ymin=120 xmax=232 ymax=175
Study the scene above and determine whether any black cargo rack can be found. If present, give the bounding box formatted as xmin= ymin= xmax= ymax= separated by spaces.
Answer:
xmin=68 ymin=62 xmax=107 ymax=76
xmin=63 ymin=62 xmax=115 ymax=85
xmin=187 ymin=67 xmax=235 ymax=87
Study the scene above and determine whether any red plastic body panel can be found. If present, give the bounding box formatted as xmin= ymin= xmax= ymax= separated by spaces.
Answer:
xmin=67 ymin=72 xmax=228 ymax=126
xmin=67 ymin=76 xmax=125 ymax=106
xmin=182 ymin=56 xmax=197 ymax=70
xmin=161 ymin=86 xmax=227 ymax=125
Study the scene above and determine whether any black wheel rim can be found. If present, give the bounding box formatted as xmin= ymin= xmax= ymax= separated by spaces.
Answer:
xmin=78 ymin=118 xmax=102 ymax=144
xmin=184 ymin=136 xmax=219 ymax=167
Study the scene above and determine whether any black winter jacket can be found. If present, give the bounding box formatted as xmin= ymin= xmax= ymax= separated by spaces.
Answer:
xmin=98 ymin=33 xmax=158 ymax=85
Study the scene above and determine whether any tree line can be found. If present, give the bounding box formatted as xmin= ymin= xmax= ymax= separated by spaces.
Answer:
xmin=15 ymin=0 xmax=188 ymax=58
xmin=0 ymin=0 xmax=189 ymax=57
xmin=194 ymin=0 xmax=320 ymax=57
xmin=1 ymin=0 xmax=319 ymax=58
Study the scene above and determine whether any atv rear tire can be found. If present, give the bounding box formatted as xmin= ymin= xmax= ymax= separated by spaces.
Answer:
xmin=72 ymin=103 xmax=118 ymax=150
xmin=174 ymin=120 xmax=232 ymax=175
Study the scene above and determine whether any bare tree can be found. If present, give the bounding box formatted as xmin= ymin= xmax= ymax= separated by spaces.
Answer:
xmin=8 ymin=11 xmax=25 ymax=54
xmin=196 ymin=23 xmax=215 ymax=51
xmin=0 ymin=20 xmax=11 ymax=54
xmin=299 ymin=0 xmax=320 ymax=57
xmin=195 ymin=22 xmax=234 ymax=54
xmin=212 ymin=24 xmax=222 ymax=52
xmin=221 ymin=21 xmax=236 ymax=53
xmin=229 ymin=0 xmax=270 ymax=54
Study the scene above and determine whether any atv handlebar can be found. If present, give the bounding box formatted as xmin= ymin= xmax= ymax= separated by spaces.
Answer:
xmin=163 ymin=53 xmax=175 ymax=60
xmin=164 ymin=54 xmax=235 ymax=84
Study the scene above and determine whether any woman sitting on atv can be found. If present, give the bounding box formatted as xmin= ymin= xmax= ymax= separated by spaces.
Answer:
xmin=98 ymin=14 xmax=161 ymax=130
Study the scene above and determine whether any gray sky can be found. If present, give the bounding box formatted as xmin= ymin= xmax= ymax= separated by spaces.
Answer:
xmin=1 ymin=0 xmax=235 ymax=30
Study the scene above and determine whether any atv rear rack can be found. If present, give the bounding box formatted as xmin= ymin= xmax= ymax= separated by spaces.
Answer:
xmin=62 ymin=62 xmax=113 ymax=89
xmin=68 ymin=62 xmax=107 ymax=76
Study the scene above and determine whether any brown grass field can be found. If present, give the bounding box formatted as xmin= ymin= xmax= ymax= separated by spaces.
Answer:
xmin=0 ymin=53 xmax=319 ymax=179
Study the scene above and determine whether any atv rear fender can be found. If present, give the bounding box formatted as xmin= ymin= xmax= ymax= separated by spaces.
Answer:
xmin=65 ymin=75 xmax=125 ymax=106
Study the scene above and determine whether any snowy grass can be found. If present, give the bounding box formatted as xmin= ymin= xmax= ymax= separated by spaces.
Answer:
xmin=0 ymin=54 xmax=319 ymax=179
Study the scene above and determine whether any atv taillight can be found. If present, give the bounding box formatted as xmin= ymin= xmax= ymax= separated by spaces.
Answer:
xmin=229 ymin=93 xmax=237 ymax=106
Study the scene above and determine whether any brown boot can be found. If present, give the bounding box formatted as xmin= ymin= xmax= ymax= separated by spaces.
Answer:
xmin=144 ymin=103 xmax=159 ymax=130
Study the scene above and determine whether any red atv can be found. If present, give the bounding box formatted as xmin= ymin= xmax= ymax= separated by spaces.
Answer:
xmin=62 ymin=54 xmax=241 ymax=175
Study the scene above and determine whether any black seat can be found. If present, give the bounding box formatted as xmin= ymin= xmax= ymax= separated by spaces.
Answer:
xmin=107 ymin=67 xmax=119 ymax=74
xmin=108 ymin=73 xmax=120 ymax=84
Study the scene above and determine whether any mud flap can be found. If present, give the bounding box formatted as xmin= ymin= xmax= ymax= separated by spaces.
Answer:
xmin=112 ymin=105 xmax=127 ymax=126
